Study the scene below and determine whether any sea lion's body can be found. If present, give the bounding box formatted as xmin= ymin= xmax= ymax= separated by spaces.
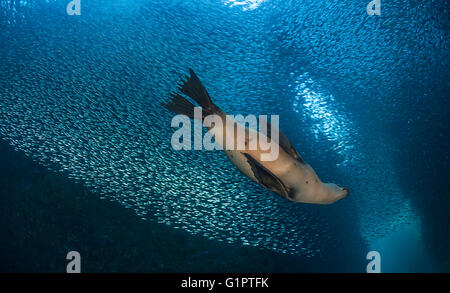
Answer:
xmin=163 ymin=69 xmax=349 ymax=204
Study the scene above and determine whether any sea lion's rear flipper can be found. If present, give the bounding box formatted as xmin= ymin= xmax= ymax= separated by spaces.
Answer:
xmin=243 ymin=153 xmax=292 ymax=199
xmin=178 ymin=68 xmax=215 ymax=113
xmin=162 ymin=93 xmax=196 ymax=118
xmin=162 ymin=69 xmax=215 ymax=118
xmin=259 ymin=117 xmax=305 ymax=164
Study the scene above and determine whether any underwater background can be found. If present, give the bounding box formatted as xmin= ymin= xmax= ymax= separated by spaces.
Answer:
xmin=0 ymin=0 xmax=448 ymax=272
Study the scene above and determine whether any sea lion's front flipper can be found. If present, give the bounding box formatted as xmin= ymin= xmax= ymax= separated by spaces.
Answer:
xmin=243 ymin=153 xmax=292 ymax=199
xmin=259 ymin=117 xmax=305 ymax=164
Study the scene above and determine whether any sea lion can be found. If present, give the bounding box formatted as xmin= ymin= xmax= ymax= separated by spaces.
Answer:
xmin=162 ymin=69 xmax=349 ymax=204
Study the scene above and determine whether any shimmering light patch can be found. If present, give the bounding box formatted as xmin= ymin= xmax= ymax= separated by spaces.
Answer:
xmin=291 ymin=73 xmax=418 ymax=245
xmin=223 ymin=0 xmax=265 ymax=11
xmin=292 ymin=72 xmax=355 ymax=166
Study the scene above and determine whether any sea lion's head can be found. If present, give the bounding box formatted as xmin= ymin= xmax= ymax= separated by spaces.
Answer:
xmin=291 ymin=163 xmax=349 ymax=204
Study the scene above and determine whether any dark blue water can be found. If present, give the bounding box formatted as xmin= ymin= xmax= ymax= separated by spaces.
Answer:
xmin=0 ymin=0 xmax=448 ymax=272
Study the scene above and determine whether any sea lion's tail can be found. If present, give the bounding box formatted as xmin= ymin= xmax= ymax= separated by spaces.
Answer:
xmin=162 ymin=68 xmax=216 ymax=119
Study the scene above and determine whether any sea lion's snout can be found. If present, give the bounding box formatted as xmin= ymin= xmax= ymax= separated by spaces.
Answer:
xmin=324 ymin=183 xmax=349 ymax=202
xmin=343 ymin=187 xmax=349 ymax=197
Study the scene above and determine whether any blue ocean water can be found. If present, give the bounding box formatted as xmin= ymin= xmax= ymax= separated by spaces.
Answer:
xmin=0 ymin=0 xmax=448 ymax=272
